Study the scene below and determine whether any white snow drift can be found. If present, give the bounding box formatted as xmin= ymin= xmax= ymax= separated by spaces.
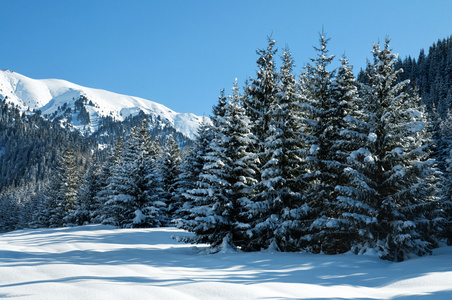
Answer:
xmin=1 ymin=225 xmax=452 ymax=299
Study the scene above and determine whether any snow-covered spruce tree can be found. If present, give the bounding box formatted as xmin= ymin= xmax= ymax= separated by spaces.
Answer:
xmin=436 ymin=109 xmax=452 ymax=174
xmin=37 ymin=147 xmax=82 ymax=228
xmin=95 ymin=137 xmax=123 ymax=223
xmin=243 ymin=37 xmax=278 ymax=162
xmin=245 ymin=49 xmax=305 ymax=251
xmin=223 ymin=79 xmax=259 ymax=249
xmin=158 ymin=133 xmax=182 ymax=221
xmin=295 ymin=32 xmax=344 ymax=254
xmin=212 ymin=89 xmax=227 ymax=127
xmin=0 ymin=194 xmax=21 ymax=232
xmin=177 ymin=89 xmax=244 ymax=252
xmin=443 ymin=147 xmax=452 ymax=244
xmin=143 ymin=135 xmax=166 ymax=224
xmin=60 ymin=148 xmax=82 ymax=225
xmin=176 ymin=95 xmax=229 ymax=250
xmin=67 ymin=163 xmax=104 ymax=225
xmin=104 ymin=120 xmax=166 ymax=228
xmin=327 ymin=55 xmax=379 ymax=254
xmin=173 ymin=117 xmax=214 ymax=220
xmin=358 ymin=38 xmax=441 ymax=261
xmin=437 ymin=111 xmax=452 ymax=243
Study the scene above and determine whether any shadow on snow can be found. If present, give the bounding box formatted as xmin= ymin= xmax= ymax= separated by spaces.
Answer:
xmin=1 ymin=225 xmax=452 ymax=299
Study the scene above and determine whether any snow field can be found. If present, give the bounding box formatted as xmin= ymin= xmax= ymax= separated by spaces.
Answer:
xmin=1 ymin=225 xmax=452 ymax=299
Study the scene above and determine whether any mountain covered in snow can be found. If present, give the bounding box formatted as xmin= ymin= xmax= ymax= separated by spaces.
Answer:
xmin=0 ymin=70 xmax=203 ymax=139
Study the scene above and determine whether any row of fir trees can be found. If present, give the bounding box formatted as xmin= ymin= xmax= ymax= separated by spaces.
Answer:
xmin=31 ymin=121 xmax=183 ymax=229
xmin=30 ymin=35 xmax=450 ymax=262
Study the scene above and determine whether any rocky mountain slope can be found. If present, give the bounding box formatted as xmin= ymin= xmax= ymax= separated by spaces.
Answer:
xmin=0 ymin=70 xmax=203 ymax=139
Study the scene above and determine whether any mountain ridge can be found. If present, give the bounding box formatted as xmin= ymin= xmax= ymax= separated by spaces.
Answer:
xmin=0 ymin=70 xmax=202 ymax=139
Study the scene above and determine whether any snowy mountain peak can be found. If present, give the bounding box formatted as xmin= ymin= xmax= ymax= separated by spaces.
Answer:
xmin=0 ymin=70 xmax=203 ymax=138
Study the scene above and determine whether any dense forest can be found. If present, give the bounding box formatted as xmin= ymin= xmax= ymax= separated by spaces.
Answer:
xmin=1 ymin=34 xmax=451 ymax=262
xmin=0 ymin=99 xmax=192 ymax=231
xmin=394 ymin=36 xmax=452 ymax=118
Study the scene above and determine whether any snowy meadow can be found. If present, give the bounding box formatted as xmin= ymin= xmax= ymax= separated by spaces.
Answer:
xmin=1 ymin=225 xmax=452 ymax=299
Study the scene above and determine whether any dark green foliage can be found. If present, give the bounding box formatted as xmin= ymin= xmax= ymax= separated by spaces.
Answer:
xmin=0 ymin=193 xmax=21 ymax=232
xmin=174 ymin=118 xmax=214 ymax=220
xmin=34 ymin=148 xmax=83 ymax=228
xmin=0 ymin=98 xmax=90 ymax=193
xmin=365 ymin=36 xmax=452 ymax=119
xmin=68 ymin=163 xmax=104 ymax=225
xmin=245 ymin=48 xmax=304 ymax=251
xmin=176 ymin=91 xmax=234 ymax=251
xmin=0 ymin=96 xmax=193 ymax=232
xmin=103 ymin=120 xmax=166 ymax=228
xmin=356 ymin=39 xmax=440 ymax=261
xmin=296 ymin=32 xmax=342 ymax=254
xmin=244 ymin=37 xmax=278 ymax=155
xmin=158 ymin=133 xmax=182 ymax=220
xmin=177 ymin=82 xmax=258 ymax=252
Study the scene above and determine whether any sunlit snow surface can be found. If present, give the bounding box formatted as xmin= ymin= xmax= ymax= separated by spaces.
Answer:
xmin=1 ymin=225 xmax=452 ymax=299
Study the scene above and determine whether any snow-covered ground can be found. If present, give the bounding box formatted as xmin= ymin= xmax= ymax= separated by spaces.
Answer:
xmin=1 ymin=225 xmax=451 ymax=299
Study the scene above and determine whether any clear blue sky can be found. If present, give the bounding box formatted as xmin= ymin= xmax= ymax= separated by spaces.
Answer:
xmin=1 ymin=0 xmax=451 ymax=116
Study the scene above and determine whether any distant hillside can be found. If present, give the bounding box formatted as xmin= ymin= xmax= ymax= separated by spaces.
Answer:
xmin=0 ymin=97 xmax=90 ymax=190
xmin=0 ymin=70 xmax=205 ymax=195
xmin=0 ymin=70 xmax=203 ymax=139
xmin=358 ymin=36 xmax=452 ymax=119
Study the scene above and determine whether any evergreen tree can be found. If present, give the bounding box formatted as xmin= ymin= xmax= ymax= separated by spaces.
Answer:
xmin=357 ymin=39 xmax=441 ymax=261
xmin=0 ymin=194 xmax=21 ymax=232
xmin=437 ymin=110 xmax=452 ymax=243
xmin=177 ymin=89 xmax=236 ymax=252
xmin=174 ymin=117 xmax=214 ymax=220
xmin=67 ymin=163 xmax=103 ymax=225
xmin=296 ymin=31 xmax=340 ymax=253
xmin=212 ymin=90 xmax=227 ymax=128
xmin=34 ymin=148 xmax=82 ymax=228
xmin=223 ymin=80 xmax=259 ymax=249
xmin=443 ymin=148 xmax=452 ymax=244
xmin=244 ymin=37 xmax=278 ymax=160
xmin=435 ymin=109 xmax=452 ymax=173
xmin=143 ymin=135 xmax=166 ymax=225
xmin=245 ymin=49 xmax=304 ymax=251
xmin=104 ymin=120 xmax=165 ymax=228
xmin=329 ymin=56 xmax=377 ymax=253
xmin=95 ymin=137 xmax=124 ymax=223
xmin=158 ymin=133 xmax=182 ymax=221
